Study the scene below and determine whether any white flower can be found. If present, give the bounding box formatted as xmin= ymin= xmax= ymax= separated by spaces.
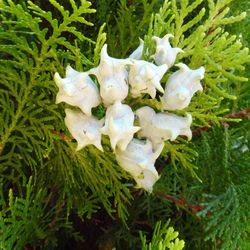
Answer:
xmin=64 ymin=109 xmax=103 ymax=151
xmin=161 ymin=63 xmax=205 ymax=110
xmin=89 ymin=44 xmax=130 ymax=106
xmin=54 ymin=32 xmax=205 ymax=192
xmin=136 ymin=106 xmax=192 ymax=148
xmin=128 ymin=59 xmax=167 ymax=98
xmin=54 ymin=66 xmax=101 ymax=116
xmin=153 ymin=34 xmax=183 ymax=67
xmin=115 ymin=139 xmax=164 ymax=192
xmin=100 ymin=101 xmax=140 ymax=151
xmin=129 ymin=38 xmax=144 ymax=59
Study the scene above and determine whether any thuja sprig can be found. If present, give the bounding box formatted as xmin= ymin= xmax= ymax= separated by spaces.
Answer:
xmin=142 ymin=0 xmax=250 ymax=126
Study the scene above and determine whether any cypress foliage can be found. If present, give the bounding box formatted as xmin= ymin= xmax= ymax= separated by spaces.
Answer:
xmin=0 ymin=0 xmax=249 ymax=249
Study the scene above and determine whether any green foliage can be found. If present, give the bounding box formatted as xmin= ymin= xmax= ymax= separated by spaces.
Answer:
xmin=142 ymin=0 xmax=250 ymax=125
xmin=0 ymin=0 xmax=96 ymax=173
xmin=199 ymin=185 xmax=249 ymax=249
xmin=0 ymin=0 xmax=249 ymax=249
xmin=0 ymin=0 xmax=131 ymax=225
xmin=149 ymin=122 xmax=250 ymax=249
xmin=155 ymin=0 xmax=249 ymax=178
xmin=162 ymin=140 xmax=199 ymax=178
xmin=140 ymin=221 xmax=185 ymax=250
xmin=226 ymin=0 xmax=250 ymax=110
xmin=50 ymin=141 xmax=132 ymax=221
xmin=105 ymin=0 xmax=160 ymax=57
xmin=108 ymin=0 xmax=249 ymax=178
xmin=0 ymin=177 xmax=80 ymax=249
xmin=193 ymin=123 xmax=250 ymax=249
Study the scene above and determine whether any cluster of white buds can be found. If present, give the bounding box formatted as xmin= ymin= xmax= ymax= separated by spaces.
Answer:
xmin=54 ymin=34 xmax=205 ymax=192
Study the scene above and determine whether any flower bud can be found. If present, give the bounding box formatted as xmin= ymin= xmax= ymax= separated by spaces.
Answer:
xmin=161 ymin=63 xmax=204 ymax=110
xmin=54 ymin=66 xmax=101 ymax=116
xmin=65 ymin=109 xmax=103 ymax=151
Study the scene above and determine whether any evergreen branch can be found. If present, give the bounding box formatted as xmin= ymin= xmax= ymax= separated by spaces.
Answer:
xmin=0 ymin=177 xmax=76 ymax=249
xmin=0 ymin=0 xmax=132 ymax=227
xmin=141 ymin=0 xmax=250 ymax=126
xmin=192 ymin=106 xmax=250 ymax=136
xmin=162 ymin=141 xmax=199 ymax=179
xmin=0 ymin=0 xmax=249 ymax=247
xmin=49 ymin=141 xmax=132 ymax=222
xmin=225 ymin=107 xmax=250 ymax=118
xmin=192 ymin=125 xmax=250 ymax=249
xmin=51 ymin=129 xmax=72 ymax=142
xmin=140 ymin=220 xmax=185 ymax=250
xmin=106 ymin=0 xmax=160 ymax=57
xmin=93 ymin=23 xmax=107 ymax=66
xmin=156 ymin=192 xmax=204 ymax=214
xmin=0 ymin=0 xmax=96 ymax=158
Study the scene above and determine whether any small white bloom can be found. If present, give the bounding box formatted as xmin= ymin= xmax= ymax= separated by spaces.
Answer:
xmin=161 ymin=63 xmax=205 ymax=110
xmin=129 ymin=38 xmax=144 ymax=59
xmin=153 ymin=34 xmax=183 ymax=67
xmin=54 ymin=66 xmax=101 ymax=116
xmin=115 ymin=139 xmax=164 ymax=192
xmin=136 ymin=106 xmax=192 ymax=148
xmin=89 ymin=44 xmax=130 ymax=106
xmin=100 ymin=101 xmax=140 ymax=151
xmin=64 ymin=109 xmax=103 ymax=151
xmin=128 ymin=59 xmax=167 ymax=98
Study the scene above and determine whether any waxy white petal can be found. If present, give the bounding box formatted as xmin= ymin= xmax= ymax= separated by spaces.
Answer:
xmin=153 ymin=34 xmax=183 ymax=67
xmin=54 ymin=66 xmax=101 ymax=116
xmin=65 ymin=109 xmax=103 ymax=151
xmin=115 ymin=139 xmax=164 ymax=192
xmin=100 ymin=101 xmax=140 ymax=151
xmin=129 ymin=38 xmax=144 ymax=59
xmin=89 ymin=44 xmax=131 ymax=106
xmin=162 ymin=63 xmax=205 ymax=110
xmin=136 ymin=106 xmax=192 ymax=148
xmin=128 ymin=59 xmax=167 ymax=98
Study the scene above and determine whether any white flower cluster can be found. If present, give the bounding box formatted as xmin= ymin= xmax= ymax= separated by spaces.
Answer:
xmin=54 ymin=34 xmax=205 ymax=192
